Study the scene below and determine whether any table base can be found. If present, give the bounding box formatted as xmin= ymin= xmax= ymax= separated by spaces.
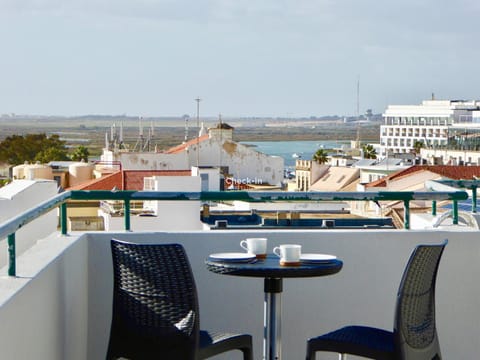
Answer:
xmin=264 ymin=278 xmax=283 ymax=360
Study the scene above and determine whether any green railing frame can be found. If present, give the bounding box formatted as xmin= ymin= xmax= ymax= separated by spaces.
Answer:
xmin=434 ymin=180 xmax=480 ymax=213
xmin=0 ymin=189 xmax=468 ymax=277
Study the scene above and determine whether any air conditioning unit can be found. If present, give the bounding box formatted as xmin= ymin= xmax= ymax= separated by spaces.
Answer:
xmin=321 ymin=220 xmax=335 ymax=228
xmin=215 ymin=220 xmax=228 ymax=228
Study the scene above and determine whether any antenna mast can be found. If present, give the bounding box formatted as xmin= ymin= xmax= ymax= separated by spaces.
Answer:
xmin=184 ymin=115 xmax=189 ymax=143
xmin=356 ymin=76 xmax=361 ymax=148
xmin=195 ymin=97 xmax=201 ymax=168
xmin=133 ymin=116 xmax=145 ymax=152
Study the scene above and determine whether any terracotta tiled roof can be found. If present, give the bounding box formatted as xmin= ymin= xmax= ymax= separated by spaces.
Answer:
xmin=67 ymin=171 xmax=122 ymax=191
xmin=123 ymin=170 xmax=191 ymax=190
xmin=165 ymin=135 xmax=210 ymax=154
xmin=66 ymin=170 xmax=191 ymax=191
xmin=365 ymin=165 xmax=480 ymax=188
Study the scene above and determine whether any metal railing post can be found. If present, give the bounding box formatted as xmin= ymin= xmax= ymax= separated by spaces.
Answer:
xmin=7 ymin=233 xmax=15 ymax=277
xmin=124 ymin=199 xmax=131 ymax=231
xmin=403 ymin=200 xmax=410 ymax=230
xmin=453 ymin=200 xmax=459 ymax=225
xmin=472 ymin=186 xmax=477 ymax=213
xmin=60 ymin=203 xmax=68 ymax=235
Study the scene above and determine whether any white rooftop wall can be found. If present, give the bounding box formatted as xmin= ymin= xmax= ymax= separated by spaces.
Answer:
xmin=101 ymin=138 xmax=284 ymax=186
xmin=191 ymin=166 xmax=221 ymax=191
xmin=194 ymin=139 xmax=284 ymax=186
xmin=0 ymin=230 xmax=477 ymax=360
xmin=384 ymin=100 xmax=478 ymax=117
xmin=145 ymin=176 xmax=203 ymax=230
xmin=421 ymin=148 xmax=480 ymax=165
xmin=0 ymin=180 xmax=58 ymax=267
xmin=101 ymin=150 xmax=190 ymax=170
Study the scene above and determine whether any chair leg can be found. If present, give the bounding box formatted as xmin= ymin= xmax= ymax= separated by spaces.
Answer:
xmin=306 ymin=342 xmax=314 ymax=360
xmin=242 ymin=346 xmax=253 ymax=360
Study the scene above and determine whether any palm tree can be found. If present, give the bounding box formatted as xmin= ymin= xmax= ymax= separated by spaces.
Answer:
xmin=312 ymin=148 xmax=328 ymax=164
xmin=412 ymin=140 xmax=424 ymax=155
xmin=361 ymin=144 xmax=377 ymax=159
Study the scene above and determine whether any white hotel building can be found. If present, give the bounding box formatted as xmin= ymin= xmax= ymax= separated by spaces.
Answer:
xmin=380 ymin=99 xmax=480 ymax=160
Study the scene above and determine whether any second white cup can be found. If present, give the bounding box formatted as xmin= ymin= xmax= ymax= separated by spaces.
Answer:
xmin=273 ymin=244 xmax=301 ymax=265
xmin=240 ymin=238 xmax=268 ymax=258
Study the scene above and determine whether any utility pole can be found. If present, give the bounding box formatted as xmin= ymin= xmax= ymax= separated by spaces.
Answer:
xmin=356 ymin=76 xmax=361 ymax=149
xmin=356 ymin=76 xmax=360 ymax=120
xmin=195 ymin=97 xmax=201 ymax=168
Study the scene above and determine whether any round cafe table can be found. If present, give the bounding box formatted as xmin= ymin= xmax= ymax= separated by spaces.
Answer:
xmin=205 ymin=254 xmax=343 ymax=360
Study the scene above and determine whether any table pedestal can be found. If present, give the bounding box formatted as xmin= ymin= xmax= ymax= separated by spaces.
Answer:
xmin=206 ymin=255 xmax=343 ymax=360
xmin=264 ymin=278 xmax=283 ymax=360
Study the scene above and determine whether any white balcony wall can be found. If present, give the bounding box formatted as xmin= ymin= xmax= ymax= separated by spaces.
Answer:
xmin=0 ymin=229 xmax=478 ymax=359
xmin=0 ymin=180 xmax=58 ymax=268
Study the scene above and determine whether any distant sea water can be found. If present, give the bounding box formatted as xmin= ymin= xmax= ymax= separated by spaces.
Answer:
xmin=241 ymin=140 xmax=350 ymax=168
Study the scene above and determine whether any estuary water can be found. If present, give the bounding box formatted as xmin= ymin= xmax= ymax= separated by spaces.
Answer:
xmin=241 ymin=140 xmax=350 ymax=168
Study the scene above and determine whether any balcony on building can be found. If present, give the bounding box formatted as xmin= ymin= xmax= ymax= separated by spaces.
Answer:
xmin=0 ymin=186 xmax=479 ymax=359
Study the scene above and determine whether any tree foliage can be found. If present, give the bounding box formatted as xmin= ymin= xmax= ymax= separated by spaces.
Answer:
xmin=0 ymin=179 xmax=11 ymax=188
xmin=362 ymin=144 xmax=377 ymax=159
xmin=0 ymin=133 xmax=69 ymax=165
xmin=71 ymin=145 xmax=90 ymax=162
xmin=312 ymin=148 xmax=328 ymax=164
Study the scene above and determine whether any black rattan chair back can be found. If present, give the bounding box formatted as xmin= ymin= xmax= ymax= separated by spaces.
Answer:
xmin=107 ymin=240 xmax=200 ymax=360
xmin=305 ymin=241 xmax=447 ymax=360
xmin=394 ymin=241 xmax=447 ymax=359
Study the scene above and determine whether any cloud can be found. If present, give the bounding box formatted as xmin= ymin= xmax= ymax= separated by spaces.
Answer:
xmin=2 ymin=0 xmax=478 ymax=32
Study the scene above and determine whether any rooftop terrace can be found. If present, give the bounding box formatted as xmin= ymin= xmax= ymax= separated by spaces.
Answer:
xmin=0 ymin=189 xmax=477 ymax=359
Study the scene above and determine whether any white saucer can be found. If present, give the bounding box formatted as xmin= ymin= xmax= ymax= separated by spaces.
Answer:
xmin=301 ymin=253 xmax=337 ymax=263
xmin=209 ymin=252 xmax=256 ymax=262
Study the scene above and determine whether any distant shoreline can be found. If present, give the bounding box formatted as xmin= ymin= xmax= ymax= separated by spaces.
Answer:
xmin=0 ymin=120 xmax=380 ymax=157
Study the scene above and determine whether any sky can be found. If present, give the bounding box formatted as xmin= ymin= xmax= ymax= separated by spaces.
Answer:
xmin=0 ymin=0 xmax=479 ymax=118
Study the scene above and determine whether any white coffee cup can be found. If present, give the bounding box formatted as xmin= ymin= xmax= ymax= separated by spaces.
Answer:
xmin=273 ymin=244 xmax=301 ymax=265
xmin=240 ymin=238 xmax=268 ymax=258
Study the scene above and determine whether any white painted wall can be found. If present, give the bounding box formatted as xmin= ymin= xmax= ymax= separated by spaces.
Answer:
xmin=102 ymin=138 xmax=284 ymax=186
xmin=421 ymin=148 xmax=480 ymax=165
xmin=0 ymin=229 xmax=477 ymax=360
xmin=0 ymin=233 xmax=86 ymax=360
xmin=191 ymin=166 xmax=221 ymax=191
xmin=101 ymin=176 xmax=204 ymax=231
xmin=191 ymin=139 xmax=284 ymax=186
xmin=356 ymin=162 xmax=411 ymax=183
xmin=101 ymin=150 xmax=190 ymax=170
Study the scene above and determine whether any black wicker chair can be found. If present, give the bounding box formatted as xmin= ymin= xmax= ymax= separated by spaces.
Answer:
xmin=107 ymin=239 xmax=253 ymax=360
xmin=306 ymin=240 xmax=447 ymax=360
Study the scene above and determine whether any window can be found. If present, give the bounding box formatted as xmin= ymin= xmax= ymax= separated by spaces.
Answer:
xmin=200 ymin=173 xmax=209 ymax=191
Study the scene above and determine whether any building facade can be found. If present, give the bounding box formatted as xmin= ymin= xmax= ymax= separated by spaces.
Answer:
xmin=101 ymin=123 xmax=284 ymax=186
xmin=380 ymin=99 xmax=480 ymax=158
